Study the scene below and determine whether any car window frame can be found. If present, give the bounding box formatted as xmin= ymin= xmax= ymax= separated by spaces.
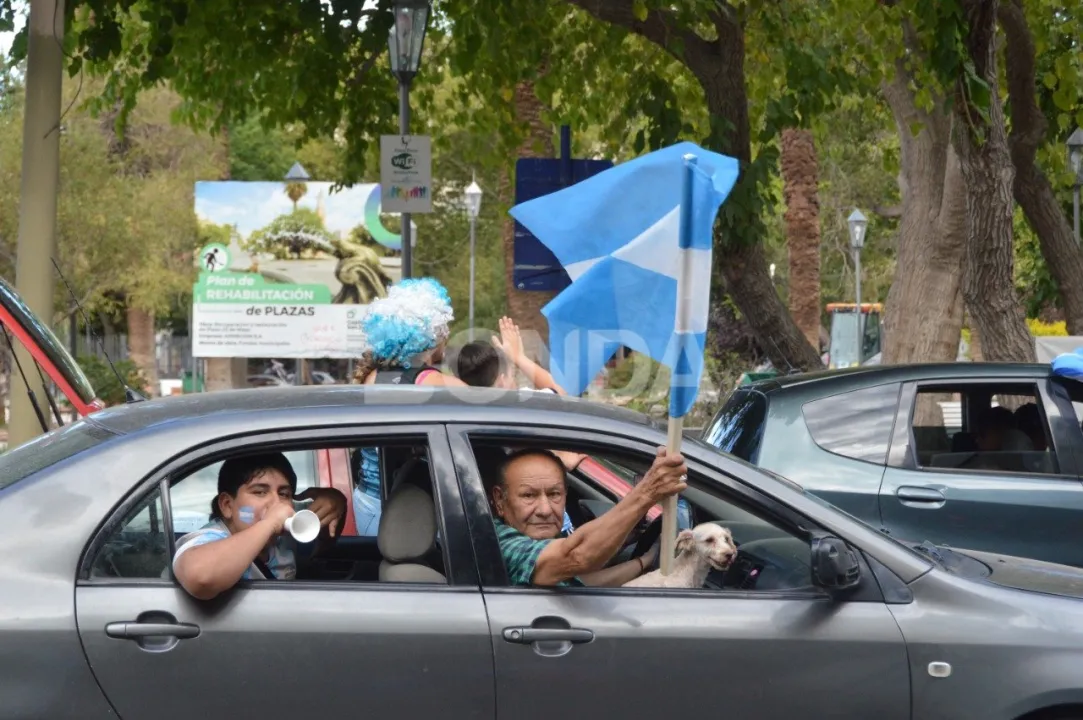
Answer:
xmin=446 ymin=423 xmax=884 ymax=603
xmin=77 ymin=424 xmax=478 ymax=590
xmin=887 ymin=378 xmax=1081 ymax=478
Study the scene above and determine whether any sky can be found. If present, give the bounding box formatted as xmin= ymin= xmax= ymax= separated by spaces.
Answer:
xmin=195 ymin=181 xmax=381 ymax=239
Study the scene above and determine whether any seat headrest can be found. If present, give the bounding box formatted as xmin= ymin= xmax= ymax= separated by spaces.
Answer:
xmin=377 ymin=483 xmax=436 ymax=562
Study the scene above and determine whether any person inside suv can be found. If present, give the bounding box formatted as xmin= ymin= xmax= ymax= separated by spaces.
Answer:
xmin=173 ymin=453 xmax=347 ymax=600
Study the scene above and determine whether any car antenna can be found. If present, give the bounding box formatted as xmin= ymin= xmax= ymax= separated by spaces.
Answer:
xmin=50 ymin=258 xmax=147 ymax=404
xmin=0 ymin=324 xmax=50 ymax=433
xmin=766 ymin=336 xmax=801 ymax=376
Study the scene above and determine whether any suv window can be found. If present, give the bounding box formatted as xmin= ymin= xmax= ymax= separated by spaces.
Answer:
xmin=802 ymin=383 xmax=900 ymax=464
xmin=911 ymin=383 xmax=1059 ymax=474
xmin=0 ymin=420 xmax=115 ymax=492
xmin=702 ymin=389 xmax=768 ymax=462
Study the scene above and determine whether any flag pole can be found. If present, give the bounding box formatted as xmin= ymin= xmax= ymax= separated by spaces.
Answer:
xmin=659 ymin=153 xmax=698 ymax=576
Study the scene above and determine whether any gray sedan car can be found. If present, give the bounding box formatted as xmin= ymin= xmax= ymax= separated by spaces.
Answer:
xmin=4 ymin=387 xmax=1083 ymax=720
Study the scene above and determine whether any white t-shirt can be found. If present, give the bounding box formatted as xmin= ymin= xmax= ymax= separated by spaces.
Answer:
xmin=173 ymin=519 xmax=297 ymax=580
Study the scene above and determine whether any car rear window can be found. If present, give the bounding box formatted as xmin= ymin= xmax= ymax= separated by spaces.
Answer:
xmin=801 ymin=383 xmax=901 ymax=464
xmin=0 ymin=420 xmax=115 ymax=492
xmin=702 ymin=388 xmax=768 ymax=462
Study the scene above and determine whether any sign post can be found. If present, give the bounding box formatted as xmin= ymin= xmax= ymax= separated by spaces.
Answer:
xmin=381 ymin=134 xmax=433 ymax=280
xmin=191 ymin=268 xmax=367 ymax=359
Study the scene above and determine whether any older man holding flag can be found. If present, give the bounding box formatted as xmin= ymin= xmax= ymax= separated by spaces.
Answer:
xmin=510 ymin=141 xmax=740 ymax=574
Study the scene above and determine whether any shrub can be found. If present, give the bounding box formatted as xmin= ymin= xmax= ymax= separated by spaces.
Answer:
xmin=1027 ymin=318 xmax=1068 ymax=337
xmin=76 ymin=355 xmax=148 ymax=406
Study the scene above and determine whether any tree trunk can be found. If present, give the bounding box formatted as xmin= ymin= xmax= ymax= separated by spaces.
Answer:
xmin=8 ymin=0 xmax=65 ymax=449
xmin=566 ymin=0 xmax=823 ymax=372
xmin=880 ymin=54 xmax=967 ymax=364
xmin=953 ymin=0 xmax=1034 ymax=363
xmin=780 ymin=129 xmax=822 ymax=350
xmin=998 ymin=0 xmax=1083 ymax=334
xmin=502 ymin=72 xmax=556 ymax=365
xmin=126 ymin=306 xmax=158 ymax=397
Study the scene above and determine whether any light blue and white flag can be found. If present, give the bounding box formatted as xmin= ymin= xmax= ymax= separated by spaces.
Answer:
xmin=510 ymin=141 xmax=739 ymax=418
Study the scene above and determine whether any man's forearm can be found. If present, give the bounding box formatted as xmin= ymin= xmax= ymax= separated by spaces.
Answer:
xmin=176 ymin=521 xmax=277 ymax=598
xmin=579 ymin=558 xmax=645 ymax=587
xmin=553 ymin=490 xmax=654 ymax=575
xmin=515 ymin=356 xmax=565 ymax=394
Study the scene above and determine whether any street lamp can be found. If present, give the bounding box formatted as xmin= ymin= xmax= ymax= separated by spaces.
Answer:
xmin=464 ymin=175 xmax=483 ymax=340
xmin=847 ymin=209 xmax=868 ymax=366
xmin=388 ymin=0 xmax=431 ymax=279
xmin=285 ymin=163 xmax=311 ymax=385
xmin=1068 ymin=127 xmax=1083 ymax=244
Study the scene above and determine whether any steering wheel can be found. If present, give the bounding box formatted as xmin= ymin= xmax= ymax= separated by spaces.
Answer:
xmin=630 ymin=516 xmax=663 ymax=559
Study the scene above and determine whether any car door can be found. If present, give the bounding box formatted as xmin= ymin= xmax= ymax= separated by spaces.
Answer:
xmin=448 ymin=426 xmax=910 ymax=720
xmin=75 ymin=426 xmax=495 ymax=720
xmin=880 ymin=379 xmax=1083 ymax=566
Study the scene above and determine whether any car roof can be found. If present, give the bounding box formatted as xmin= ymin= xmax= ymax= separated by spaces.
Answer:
xmin=88 ymin=385 xmax=663 ymax=436
xmin=748 ymin=362 xmax=1052 ymax=395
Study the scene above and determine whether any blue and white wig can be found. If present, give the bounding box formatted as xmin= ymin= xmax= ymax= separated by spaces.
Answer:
xmin=356 ymin=278 xmax=454 ymax=375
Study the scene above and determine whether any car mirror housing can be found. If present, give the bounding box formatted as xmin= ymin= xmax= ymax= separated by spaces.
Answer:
xmin=811 ymin=534 xmax=862 ymax=593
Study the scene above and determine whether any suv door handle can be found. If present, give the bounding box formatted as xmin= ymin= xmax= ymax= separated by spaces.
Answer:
xmin=503 ymin=627 xmax=594 ymax=644
xmin=106 ymin=622 xmax=200 ymax=640
xmin=896 ymin=486 xmax=946 ymax=503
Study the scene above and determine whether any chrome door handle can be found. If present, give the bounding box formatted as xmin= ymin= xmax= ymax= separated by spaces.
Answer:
xmin=106 ymin=622 xmax=200 ymax=640
xmin=896 ymin=486 xmax=946 ymax=503
xmin=503 ymin=627 xmax=594 ymax=644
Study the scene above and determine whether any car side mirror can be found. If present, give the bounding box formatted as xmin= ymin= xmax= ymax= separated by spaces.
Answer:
xmin=810 ymin=535 xmax=861 ymax=592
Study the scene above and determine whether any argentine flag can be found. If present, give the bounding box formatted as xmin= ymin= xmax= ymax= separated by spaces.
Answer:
xmin=510 ymin=141 xmax=739 ymax=418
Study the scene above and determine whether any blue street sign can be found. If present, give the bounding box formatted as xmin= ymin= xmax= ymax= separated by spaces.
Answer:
xmin=513 ymin=156 xmax=613 ymax=291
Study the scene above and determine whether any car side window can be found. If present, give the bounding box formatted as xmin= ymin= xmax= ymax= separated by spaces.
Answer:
xmin=910 ymin=383 xmax=1059 ymax=475
xmin=170 ymin=450 xmax=319 ymax=535
xmin=86 ymin=441 xmax=448 ymax=586
xmin=89 ymin=486 xmax=169 ymax=579
xmin=475 ymin=439 xmax=813 ymax=594
xmin=801 ymin=383 xmax=900 ymax=464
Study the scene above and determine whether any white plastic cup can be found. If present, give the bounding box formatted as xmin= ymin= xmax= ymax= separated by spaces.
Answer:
xmin=284 ymin=509 xmax=321 ymax=543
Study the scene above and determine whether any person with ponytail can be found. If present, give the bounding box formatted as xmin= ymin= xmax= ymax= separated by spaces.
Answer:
xmin=351 ymin=278 xmax=467 ymax=535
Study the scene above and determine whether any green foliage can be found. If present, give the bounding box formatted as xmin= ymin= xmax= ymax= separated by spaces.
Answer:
xmin=0 ymin=74 xmax=223 ymax=325
xmin=1013 ymin=207 xmax=1059 ymax=318
xmin=1028 ymin=318 xmax=1068 ymax=336
xmin=75 ymin=354 xmax=147 ymax=406
xmin=244 ymin=209 xmax=337 ymax=260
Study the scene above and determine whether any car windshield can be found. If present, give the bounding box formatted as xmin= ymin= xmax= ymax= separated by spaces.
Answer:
xmin=702 ymin=388 xmax=768 ymax=463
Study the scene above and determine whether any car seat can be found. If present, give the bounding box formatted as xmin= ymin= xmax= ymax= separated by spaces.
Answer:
xmin=377 ymin=479 xmax=445 ymax=583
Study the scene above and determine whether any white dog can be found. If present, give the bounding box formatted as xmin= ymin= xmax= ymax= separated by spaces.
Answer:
xmin=623 ymin=523 xmax=737 ymax=589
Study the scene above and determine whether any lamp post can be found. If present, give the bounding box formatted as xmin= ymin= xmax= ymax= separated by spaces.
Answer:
xmin=285 ymin=162 xmax=311 ymax=385
xmin=464 ymin=175 xmax=483 ymax=340
xmin=847 ymin=209 xmax=868 ymax=366
xmin=1069 ymin=127 xmax=1083 ymax=244
xmin=388 ymin=0 xmax=431 ymax=280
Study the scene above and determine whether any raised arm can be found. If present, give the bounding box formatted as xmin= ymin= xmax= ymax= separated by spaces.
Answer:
xmin=492 ymin=316 xmax=567 ymax=395
xmin=532 ymin=448 xmax=686 ymax=586
xmin=174 ymin=503 xmax=293 ymax=600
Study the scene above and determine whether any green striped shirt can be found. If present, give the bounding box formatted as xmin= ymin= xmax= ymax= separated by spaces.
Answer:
xmin=494 ymin=519 xmax=584 ymax=587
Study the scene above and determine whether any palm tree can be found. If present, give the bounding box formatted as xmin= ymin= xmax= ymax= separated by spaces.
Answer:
xmin=780 ymin=128 xmax=822 ymax=351
xmin=285 ymin=181 xmax=308 ymax=211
